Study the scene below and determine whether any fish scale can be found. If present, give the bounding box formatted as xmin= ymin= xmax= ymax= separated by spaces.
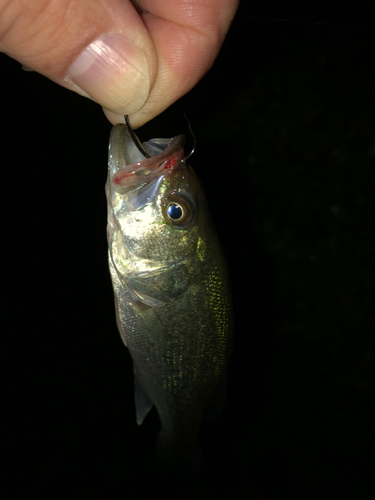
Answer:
xmin=106 ymin=121 xmax=233 ymax=469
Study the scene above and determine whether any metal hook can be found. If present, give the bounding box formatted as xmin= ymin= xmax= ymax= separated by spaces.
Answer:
xmin=124 ymin=115 xmax=151 ymax=159
xmin=125 ymin=113 xmax=196 ymax=161
xmin=183 ymin=112 xmax=196 ymax=161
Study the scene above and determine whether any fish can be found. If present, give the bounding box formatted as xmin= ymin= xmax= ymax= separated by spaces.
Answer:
xmin=105 ymin=117 xmax=233 ymax=471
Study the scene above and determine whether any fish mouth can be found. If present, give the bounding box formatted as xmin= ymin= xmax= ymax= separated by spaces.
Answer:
xmin=108 ymin=123 xmax=185 ymax=193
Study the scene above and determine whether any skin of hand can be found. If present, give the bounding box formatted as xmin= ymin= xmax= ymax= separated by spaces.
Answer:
xmin=0 ymin=0 xmax=239 ymax=128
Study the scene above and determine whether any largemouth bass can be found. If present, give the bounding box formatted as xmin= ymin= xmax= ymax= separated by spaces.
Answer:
xmin=105 ymin=119 xmax=233 ymax=469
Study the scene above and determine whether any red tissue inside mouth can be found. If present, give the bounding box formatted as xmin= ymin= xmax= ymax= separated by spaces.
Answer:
xmin=112 ymin=146 xmax=185 ymax=187
xmin=160 ymin=149 xmax=184 ymax=171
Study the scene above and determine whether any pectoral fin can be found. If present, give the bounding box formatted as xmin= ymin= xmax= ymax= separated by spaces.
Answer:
xmin=134 ymin=371 xmax=154 ymax=425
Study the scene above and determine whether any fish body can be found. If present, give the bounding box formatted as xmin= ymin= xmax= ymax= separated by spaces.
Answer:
xmin=105 ymin=122 xmax=233 ymax=466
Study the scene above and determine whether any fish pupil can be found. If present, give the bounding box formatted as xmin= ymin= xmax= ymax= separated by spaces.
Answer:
xmin=167 ymin=203 xmax=183 ymax=220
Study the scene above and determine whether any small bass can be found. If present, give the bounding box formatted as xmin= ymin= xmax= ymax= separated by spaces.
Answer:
xmin=105 ymin=118 xmax=233 ymax=467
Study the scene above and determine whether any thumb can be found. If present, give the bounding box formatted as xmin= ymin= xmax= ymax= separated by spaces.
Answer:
xmin=0 ymin=0 xmax=156 ymax=120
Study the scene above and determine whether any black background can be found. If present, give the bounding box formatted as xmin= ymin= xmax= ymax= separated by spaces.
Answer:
xmin=2 ymin=2 xmax=375 ymax=498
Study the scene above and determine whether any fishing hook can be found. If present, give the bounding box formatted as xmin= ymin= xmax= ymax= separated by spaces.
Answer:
xmin=124 ymin=113 xmax=196 ymax=161
xmin=124 ymin=115 xmax=151 ymax=159
xmin=183 ymin=112 xmax=196 ymax=161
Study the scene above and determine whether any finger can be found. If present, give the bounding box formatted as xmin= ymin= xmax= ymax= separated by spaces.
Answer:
xmin=0 ymin=0 xmax=157 ymax=118
xmin=105 ymin=0 xmax=239 ymax=127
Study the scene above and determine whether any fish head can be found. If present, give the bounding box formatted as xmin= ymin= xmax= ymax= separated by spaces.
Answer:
xmin=106 ymin=123 xmax=211 ymax=306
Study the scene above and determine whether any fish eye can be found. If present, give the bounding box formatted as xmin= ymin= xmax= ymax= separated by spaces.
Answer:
xmin=167 ymin=203 xmax=183 ymax=220
xmin=162 ymin=194 xmax=194 ymax=228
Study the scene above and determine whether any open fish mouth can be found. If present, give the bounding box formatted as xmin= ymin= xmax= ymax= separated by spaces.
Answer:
xmin=108 ymin=123 xmax=186 ymax=193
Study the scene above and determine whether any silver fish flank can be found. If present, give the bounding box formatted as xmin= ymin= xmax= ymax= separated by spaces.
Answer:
xmin=105 ymin=120 xmax=233 ymax=466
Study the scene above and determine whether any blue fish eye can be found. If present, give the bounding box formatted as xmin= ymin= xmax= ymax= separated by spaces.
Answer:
xmin=162 ymin=194 xmax=193 ymax=228
xmin=167 ymin=203 xmax=183 ymax=220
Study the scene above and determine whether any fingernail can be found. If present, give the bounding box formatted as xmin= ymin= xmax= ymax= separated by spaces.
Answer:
xmin=66 ymin=33 xmax=150 ymax=115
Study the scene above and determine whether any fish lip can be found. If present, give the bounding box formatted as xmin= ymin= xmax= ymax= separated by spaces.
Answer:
xmin=111 ymin=135 xmax=186 ymax=192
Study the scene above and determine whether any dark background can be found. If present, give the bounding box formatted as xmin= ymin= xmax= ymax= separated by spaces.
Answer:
xmin=2 ymin=2 xmax=375 ymax=498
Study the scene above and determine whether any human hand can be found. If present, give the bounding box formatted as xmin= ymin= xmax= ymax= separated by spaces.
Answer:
xmin=0 ymin=0 xmax=239 ymax=127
